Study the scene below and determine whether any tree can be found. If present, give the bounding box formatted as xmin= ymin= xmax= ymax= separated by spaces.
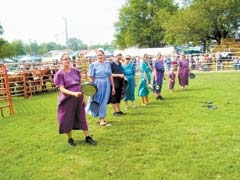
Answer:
xmin=0 ymin=24 xmax=3 ymax=35
xmin=114 ymin=0 xmax=177 ymax=49
xmin=67 ymin=38 xmax=87 ymax=51
xmin=163 ymin=0 xmax=240 ymax=48
xmin=27 ymin=40 xmax=39 ymax=55
xmin=11 ymin=40 xmax=26 ymax=56
xmin=0 ymin=38 xmax=15 ymax=59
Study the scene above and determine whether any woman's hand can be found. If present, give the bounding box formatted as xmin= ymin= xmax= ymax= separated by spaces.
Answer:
xmin=119 ymin=74 xmax=125 ymax=79
xmin=112 ymin=88 xmax=116 ymax=95
xmin=73 ymin=92 xmax=82 ymax=97
xmin=82 ymin=99 xmax=86 ymax=107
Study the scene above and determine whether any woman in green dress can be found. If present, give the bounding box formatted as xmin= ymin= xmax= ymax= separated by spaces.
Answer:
xmin=138 ymin=54 xmax=152 ymax=105
xmin=122 ymin=55 xmax=137 ymax=109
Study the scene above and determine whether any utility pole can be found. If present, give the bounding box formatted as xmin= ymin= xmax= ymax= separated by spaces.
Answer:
xmin=64 ymin=17 xmax=69 ymax=48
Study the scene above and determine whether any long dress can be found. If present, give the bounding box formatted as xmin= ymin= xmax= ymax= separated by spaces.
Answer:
xmin=85 ymin=61 xmax=112 ymax=118
xmin=54 ymin=68 xmax=88 ymax=134
xmin=152 ymin=60 xmax=165 ymax=93
xmin=178 ymin=59 xmax=190 ymax=86
xmin=122 ymin=62 xmax=136 ymax=101
xmin=169 ymin=72 xmax=176 ymax=90
xmin=138 ymin=61 xmax=151 ymax=97
xmin=109 ymin=61 xmax=124 ymax=104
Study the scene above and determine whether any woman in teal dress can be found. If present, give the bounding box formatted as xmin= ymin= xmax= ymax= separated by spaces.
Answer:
xmin=138 ymin=54 xmax=152 ymax=105
xmin=122 ymin=55 xmax=136 ymax=109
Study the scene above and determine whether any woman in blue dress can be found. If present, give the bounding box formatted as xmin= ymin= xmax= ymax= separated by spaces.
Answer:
xmin=85 ymin=49 xmax=115 ymax=126
xmin=138 ymin=54 xmax=151 ymax=105
xmin=122 ymin=55 xmax=136 ymax=109
xmin=152 ymin=52 xmax=165 ymax=100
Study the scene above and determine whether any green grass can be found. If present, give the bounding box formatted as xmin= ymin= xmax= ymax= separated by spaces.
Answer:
xmin=0 ymin=71 xmax=240 ymax=180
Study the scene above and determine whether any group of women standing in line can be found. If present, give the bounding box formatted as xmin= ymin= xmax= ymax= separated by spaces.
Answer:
xmin=138 ymin=53 xmax=191 ymax=101
xmin=53 ymin=50 xmax=191 ymax=147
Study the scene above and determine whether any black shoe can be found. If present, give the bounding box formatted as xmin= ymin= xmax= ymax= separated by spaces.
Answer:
xmin=158 ymin=96 xmax=164 ymax=100
xmin=114 ymin=112 xmax=121 ymax=116
xmin=68 ymin=138 xmax=76 ymax=147
xmin=118 ymin=111 xmax=125 ymax=115
xmin=86 ymin=136 xmax=97 ymax=145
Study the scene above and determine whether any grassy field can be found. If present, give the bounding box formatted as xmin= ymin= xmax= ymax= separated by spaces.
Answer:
xmin=0 ymin=71 xmax=240 ymax=180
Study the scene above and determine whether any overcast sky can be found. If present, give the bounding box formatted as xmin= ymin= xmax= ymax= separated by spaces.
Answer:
xmin=0 ymin=0 xmax=126 ymax=45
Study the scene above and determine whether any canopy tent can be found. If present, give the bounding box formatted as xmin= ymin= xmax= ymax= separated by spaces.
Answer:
xmin=2 ymin=58 xmax=16 ymax=63
xmin=114 ymin=47 xmax=177 ymax=57
xmin=18 ymin=55 xmax=41 ymax=62
xmin=84 ymin=49 xmax=113 ymax=59
xmin=104 ymin=49 xmax=113 ymax=58
xmin=84 ymin=50 xmax=96 ymax=59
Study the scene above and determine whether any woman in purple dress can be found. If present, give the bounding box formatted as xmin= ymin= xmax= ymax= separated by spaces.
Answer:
xmin=152 ymin=52 xmax=165 ymax=100
xmin=177 ymin=54 xmax=191 ymax=90
xmin=54 ymin=52 xmax=96 ymax=146
xmin=168 ymin=67 xmax=176 ymax=93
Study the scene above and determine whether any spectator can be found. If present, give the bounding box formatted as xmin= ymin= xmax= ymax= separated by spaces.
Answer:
xmin=165 ymin=56 xmax=172 ymax=72
xmin=233 ymin=56 xmax=240 ymax=70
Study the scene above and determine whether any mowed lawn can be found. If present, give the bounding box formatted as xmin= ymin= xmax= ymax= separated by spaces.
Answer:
xmin=0 ymin=71 xmax=240 ymax=180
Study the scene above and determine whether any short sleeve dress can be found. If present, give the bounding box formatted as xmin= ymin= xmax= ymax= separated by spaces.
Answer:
xmin=178 ymin=59 xmax=190 ymax=86
xmin=54 ymin=68 xmax=88 ymax=134
xmin=85 ymin=61 xmax=112 ymax=118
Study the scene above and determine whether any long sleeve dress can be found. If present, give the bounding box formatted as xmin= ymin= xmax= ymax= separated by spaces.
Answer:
xmin=178 ymin=59 xmax=190 ymax=86
xmin=138 ymin=61 xmax=151 ymax=97
xmin=122 ymin=62 xmax=136 ymax=101
xmin=152 ymin=60 xmax=165 ymax=93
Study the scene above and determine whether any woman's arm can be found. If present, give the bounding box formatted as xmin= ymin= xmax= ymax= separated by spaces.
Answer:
xmin=59 ymin=86 xmax=82 ymax=97
xmin=110 ymin=75 xmax=115 ymax=95
xmin=112 ymin=73 xmax=124 ymax=79
xmin=88 ymin=76 xmax=94 ymax=83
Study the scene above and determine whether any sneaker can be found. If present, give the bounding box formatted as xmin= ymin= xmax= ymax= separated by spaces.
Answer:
xmin=68 ymin=138 xmax=76 ymax=147
xmin=85 ymin=136 xmax=97 ymax=145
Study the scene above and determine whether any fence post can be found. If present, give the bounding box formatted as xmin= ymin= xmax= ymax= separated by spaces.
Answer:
xmin=0 ymin=64 xmax=14 ymax=116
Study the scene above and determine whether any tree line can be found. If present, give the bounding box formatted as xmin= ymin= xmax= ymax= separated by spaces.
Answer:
xmin=1 ymin=0 xmax=240 ymax=59
xmin=114 ymin=0 xmax=240 ymax=51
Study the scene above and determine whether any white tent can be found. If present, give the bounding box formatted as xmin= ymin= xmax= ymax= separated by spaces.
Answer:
xmin=104 ymin=49 xmax=113 ymax=58
xmin=84 ymin=50 xmax=96 ymax=58
xmin=18 ymin=55 xmax=41 ymax=62
xmin=114 ymin=47 xmax=177 ymax=57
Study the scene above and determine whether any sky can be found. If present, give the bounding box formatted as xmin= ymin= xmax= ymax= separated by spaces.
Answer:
xmin=0 ymin=0 xmax=126 ymax=45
